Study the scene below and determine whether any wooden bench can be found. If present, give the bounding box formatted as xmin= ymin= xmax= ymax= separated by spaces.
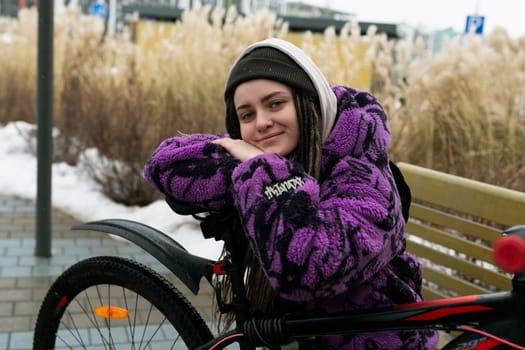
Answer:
xmin=396 ymin=162 xmax=525 ymax=301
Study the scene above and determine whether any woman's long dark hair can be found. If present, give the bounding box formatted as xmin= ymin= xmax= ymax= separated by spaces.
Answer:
xmin=215 ymin=89 xmax=323 ymax=332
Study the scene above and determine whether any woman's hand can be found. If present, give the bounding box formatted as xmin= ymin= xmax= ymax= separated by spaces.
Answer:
xmin=212 ymin=138 xmax=264 ymax=162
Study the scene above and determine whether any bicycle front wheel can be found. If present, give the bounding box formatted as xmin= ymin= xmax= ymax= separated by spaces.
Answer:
xmin=33 ymin=256 xmax=214 ymax=349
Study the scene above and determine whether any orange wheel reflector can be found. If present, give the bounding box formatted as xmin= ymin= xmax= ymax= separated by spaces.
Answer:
xmin=94 ymin=306 xmax=129 ymax=319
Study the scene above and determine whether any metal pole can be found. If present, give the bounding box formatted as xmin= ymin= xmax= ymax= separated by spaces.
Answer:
xmin=474 ymin=0 xmax=480 ymax=15
xmin=35 ymin=0 xmax=54 ymax=257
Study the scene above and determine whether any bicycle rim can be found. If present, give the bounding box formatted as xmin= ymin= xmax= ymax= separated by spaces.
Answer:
xmin=33 ymin=256 xmax=213 ymax=349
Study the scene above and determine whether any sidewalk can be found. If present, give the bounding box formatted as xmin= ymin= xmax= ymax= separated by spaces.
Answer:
xmin=0 ymin=194 xmax=213 ymax=350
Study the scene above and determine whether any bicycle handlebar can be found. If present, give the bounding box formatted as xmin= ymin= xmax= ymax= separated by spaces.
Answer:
xmin=493 ymin=225 xmax=525 ymax=274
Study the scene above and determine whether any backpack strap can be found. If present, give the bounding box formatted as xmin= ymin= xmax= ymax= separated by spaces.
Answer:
xmin=389 ymin=161 xmax=411 ymax=223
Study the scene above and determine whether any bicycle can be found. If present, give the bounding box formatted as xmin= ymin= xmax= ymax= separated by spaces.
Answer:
xmin=33 ymin=197 xmax=525 ymax=349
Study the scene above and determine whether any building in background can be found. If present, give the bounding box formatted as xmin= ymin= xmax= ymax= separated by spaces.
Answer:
xmin=118 ymin=0 xmax=402 ymax=39
xmin=0 ymin=0 xmax=23 ymax=17
xmin=0 ymin=0 xmax=405 ymax=39
xmin=0 ymin=0 xmax=449 ymax=91
xmin=239 ymin=0 xmax=285 ymax=15
xmin=285 ymin=1 xmax=353 ymax=21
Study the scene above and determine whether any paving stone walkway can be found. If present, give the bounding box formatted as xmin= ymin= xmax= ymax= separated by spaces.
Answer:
xmin=0 ymin=194 xmax=214 ymax=349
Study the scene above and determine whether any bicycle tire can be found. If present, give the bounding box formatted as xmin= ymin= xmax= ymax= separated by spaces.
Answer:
xmin=33 ymin=255 xmax=214 ymax=349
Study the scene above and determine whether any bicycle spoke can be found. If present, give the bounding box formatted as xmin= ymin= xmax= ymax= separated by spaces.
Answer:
xmin=140 ymin=315 xmax=167 ymax=349
xmin=34 ymin=257 xmax=213 ymax=349
xmin=122 ymin=286 xmax=138 ymax=350
xmin=78 ymin=286 xmax=113 ymax=347
xmin=95 ymin=284 xmax=115 ymax=348
xmin=53 ymin=285 xmax=192 ymax=349
xmin=57 ymin=310 xmax=88 ymax=349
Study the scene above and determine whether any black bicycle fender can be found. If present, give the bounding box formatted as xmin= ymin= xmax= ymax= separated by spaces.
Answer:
xmin=72 ymin=218 xmax=215 ymax=295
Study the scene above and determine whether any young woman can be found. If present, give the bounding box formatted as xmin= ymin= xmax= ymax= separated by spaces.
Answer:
xmin=144 ymin=38 xmax=439 ymax=349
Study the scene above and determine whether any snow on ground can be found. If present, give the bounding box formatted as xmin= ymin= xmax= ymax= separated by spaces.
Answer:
xmin=0 ymin=121 xmax=223 ymax=260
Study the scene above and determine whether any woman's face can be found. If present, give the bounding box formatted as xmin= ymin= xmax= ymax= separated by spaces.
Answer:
xmin=234 ymin=79 xmax=299 ymax=157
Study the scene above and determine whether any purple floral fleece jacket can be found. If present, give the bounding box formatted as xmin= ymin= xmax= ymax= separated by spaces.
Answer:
xmin=144 ymin=86 xmax=439 ymax=350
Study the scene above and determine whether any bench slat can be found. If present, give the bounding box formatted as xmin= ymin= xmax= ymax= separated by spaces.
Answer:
xmin=409 ymin=204 xmax=501 ymax=244
xmin=423 ymin=266 xmax=491 ymax=296
xmin=406 ymin=221 xmax=494 ymax=263
xmin=397 ymin=162 xmax=525 ymax=226
xmin=421 ymin=287 xmax=448 ymax=301
xmin=406 ymin=240 xmax=511 ymax=291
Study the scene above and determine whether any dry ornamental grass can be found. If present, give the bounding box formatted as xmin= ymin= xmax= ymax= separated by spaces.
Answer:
xmin=0 ymin=4 xmax=524 ymax=205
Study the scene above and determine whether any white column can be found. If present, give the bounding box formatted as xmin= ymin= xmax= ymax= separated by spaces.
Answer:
xmin=108 ymin=0 xmax=116 ymax=37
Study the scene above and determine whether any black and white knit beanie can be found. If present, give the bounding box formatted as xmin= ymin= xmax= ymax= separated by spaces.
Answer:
xmin=224 ymin=46 xmax=316 ymax=100
xmin=224 ymin=38 xmax=337 ymax=141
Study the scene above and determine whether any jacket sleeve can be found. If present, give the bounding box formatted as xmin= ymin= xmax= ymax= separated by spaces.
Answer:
xmin=230 ymin=90 xmax=406 ymax=302
xmin=143 ymin=133 xmax=240 ymax=212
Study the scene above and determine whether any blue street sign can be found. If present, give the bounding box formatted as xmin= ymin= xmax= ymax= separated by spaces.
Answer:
xmin=465 ymin=15 xmax=485 ymax=34
xmin=90 ymin=1 xmax=108 ymax=19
